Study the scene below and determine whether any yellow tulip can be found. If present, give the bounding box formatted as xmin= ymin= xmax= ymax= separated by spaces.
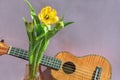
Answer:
xmin=38 ymin=6 xmax=59 ymax=25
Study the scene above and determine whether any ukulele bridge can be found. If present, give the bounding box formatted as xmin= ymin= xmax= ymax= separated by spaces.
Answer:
xmin=93 ymin=66 xmax=102 ymax=80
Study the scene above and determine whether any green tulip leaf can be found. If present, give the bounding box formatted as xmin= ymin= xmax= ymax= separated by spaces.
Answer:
xmin=64 ymin=21 xmax=74 ymax=27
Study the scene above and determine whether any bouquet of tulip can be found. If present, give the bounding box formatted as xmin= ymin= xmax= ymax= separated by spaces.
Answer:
xmin=23 ymin=0 xmax=73 ymax=80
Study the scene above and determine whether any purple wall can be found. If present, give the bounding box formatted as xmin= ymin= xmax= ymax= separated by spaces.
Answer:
xmin=0 ymin=0 xmax=120 ymax=80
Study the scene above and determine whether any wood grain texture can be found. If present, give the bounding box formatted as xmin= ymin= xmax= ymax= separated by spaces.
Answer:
xmin=51 ymin=51 xmax=112 ymax=80
xmin=0 ymin=42 xmax=9 ymax=55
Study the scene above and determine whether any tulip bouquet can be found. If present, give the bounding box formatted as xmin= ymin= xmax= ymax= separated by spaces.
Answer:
xmin=23 ymin=0 xmax=73 ymax=80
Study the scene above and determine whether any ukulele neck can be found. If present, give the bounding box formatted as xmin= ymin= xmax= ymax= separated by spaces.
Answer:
xmin=8 ymin=46 xmax=62 ymax=70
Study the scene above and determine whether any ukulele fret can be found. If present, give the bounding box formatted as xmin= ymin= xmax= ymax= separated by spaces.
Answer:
xmin=41 ymin=56 xmax=61 ymax=69
xmin=8 ymin=46 xmax=62 ymax=70
xmin=8 ymin=46 xmax=28 ymax=60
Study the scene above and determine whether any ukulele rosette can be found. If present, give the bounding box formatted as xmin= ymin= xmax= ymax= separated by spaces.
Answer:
xmin=23 ymin=0 xmax=73 ymax=80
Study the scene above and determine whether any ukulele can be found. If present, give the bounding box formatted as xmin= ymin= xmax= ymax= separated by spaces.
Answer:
xmin=0 ymin=40 xmax=112 ymax=80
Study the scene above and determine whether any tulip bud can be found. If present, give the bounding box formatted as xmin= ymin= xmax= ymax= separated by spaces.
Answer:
xmin=26 ymin=22 xmax=34 ymax=32
xmin=55 ymin=21 xmax=64 ymax=30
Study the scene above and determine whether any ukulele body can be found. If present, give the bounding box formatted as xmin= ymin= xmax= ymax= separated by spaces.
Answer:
xmin=51 ymin=51 xmax=112 ymax=80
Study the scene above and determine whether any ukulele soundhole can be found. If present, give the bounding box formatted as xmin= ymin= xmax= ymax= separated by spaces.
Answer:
xmin=62 ymin=62 xmax=76 ymax=74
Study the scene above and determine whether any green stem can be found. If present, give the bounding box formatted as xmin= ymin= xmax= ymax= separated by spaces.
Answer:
xmin=29 ymin=40 xmax=40 ymax=79
xmin=36 ymin=38 xmax=49 ymax=67
xmin=32 ymin=40 xmax=42 ymax=79
xmin=32 ymin=37 xmax=49 ymax=80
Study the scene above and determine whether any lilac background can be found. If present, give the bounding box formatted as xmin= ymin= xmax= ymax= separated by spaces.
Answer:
xmin=0 ymin=0 xmax=120 ymax=80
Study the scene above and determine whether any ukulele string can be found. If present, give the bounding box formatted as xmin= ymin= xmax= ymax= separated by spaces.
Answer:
xmin=51 ymin=61 xmax=98 ymax=78
xmin=60 ymin=66 xmax=93 ymax=78
xmin=59 ymin=61 xmax=95 ymax=74
xmin=58 ymin=68 xmax=94 ymax=80
xmin=56 ymin=58 xmax=109 ymax=80
xmin=53 ymin=62 xmax=95 ymax=79
xmin=58 ymin=68 xmax=110 ymax=80
xmin=62 ymin=63 xmax=94 ymax=74
xmin=59 ymin=56 xmax=106 ymax=76
xmin=62 ymin=65 xmax=93 ymax=75
xmin=57 ymin=62 xmax=104 ymax=79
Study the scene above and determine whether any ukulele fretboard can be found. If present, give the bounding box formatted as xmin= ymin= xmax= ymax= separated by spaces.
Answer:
xmin=8 ymin=46 xmax=62 ymax=70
